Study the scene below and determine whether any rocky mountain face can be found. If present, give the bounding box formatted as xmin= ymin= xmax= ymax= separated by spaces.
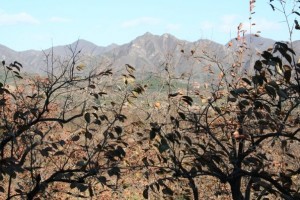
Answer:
xmin=0 ymin=33 xmax=297 ymax=81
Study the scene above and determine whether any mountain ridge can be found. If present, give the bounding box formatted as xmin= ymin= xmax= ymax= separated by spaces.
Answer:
xmin=0 ymin=32 xmax=298 ymax=78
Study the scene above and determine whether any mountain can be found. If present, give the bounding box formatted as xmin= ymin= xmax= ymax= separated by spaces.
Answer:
xmin=98 ymin=32 xmax=232 ymax=80
xmin=44 ymin=39 xmax=119 ymax=56
xmin=228 ymin=34 xmax=275 ymax=52
xmin=0 ymin=33 xmax=297 ymax=81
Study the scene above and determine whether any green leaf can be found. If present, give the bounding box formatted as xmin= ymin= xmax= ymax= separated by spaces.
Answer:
xmin=283 ymin=65 xmax=291 ymax=83
xmin=277 ymin=89 xmax=288 ymax=99
xmin=178 ymin=112 xmax=186 ymax=120
xmin=168 ymin=92 xmax=180 ymax=98
xmin=99 ymin=92 xmax=107 ymax=96
xmin=0 ymin=186 xmax=4 ymax=193
xmin=13 ymin=61 xmax=22 ymax=68
xmin=70 ymin=182 xmax=77 ymax=189
xmin=267 ymin=81 xmax=278 ymax=91
xmin=114 ymin=126 xmax=123 ymax=135
xmin=293 ymin=11 xmax=300 ymax=16
xmin=252 ymin=75 xmax=264 ymax=86
xmin=165 ymin=133 xmax=176 ymax=143
xmin=158 ymin=138 xmax=169 ymax=153
xmin=71 ymin=135 xmax=80 ymax=141
xmin=258 ymin=119 xmax=269 ymax=125
xmin=228 ymin=96 xmax=237 ymax=102
xmin=150 ymin=129 xmax=156 ymax=140
xmin=143 ymin=186 xmax=149 ymax=199
xmin=108 ymin=167 xmax=120 ymax=177
xmin=92 ymin=93 xmax=99 ymax=99
xmin=254 ymin=60 xmax=263 ymax=71
xmin=88 ymin=85 xmax=96 ymax=89
xmin=261 ymin=51 xmax=273 ymax=61
xmin=40 ymin=148 xmax=51 ymax=157
xmin=263 ymin=104 xmax=271 ymax=113
xmin=116 ymin=146 xmax=126 ymax=158
xmin=84 ymin=113 xmax=91 ymax=123
xmin=125 ymin=64 xmax=135 ymax=74
xmin=15 ymin=189 xmax=23 ymax=194
xmin=94 ymin=119 xmax=101 ymax=125
xmin=265 ymin=84 xmax=277 ymax=98
xmin=231 ymin=87 xmax=247 ymax=97
xmin=100 ymin=115 xmax=108 ymax=121
xmin=240 ymin=100 xmax=250 ymax=106
xmin=98 ymin=176 xmax=107 ymax=185
xmin=236 ymin=87 xmax=247 ymax=94
xmin=283 ymin=53 xmax=292 ymax=63
xmin=181 ymin=96 xmax=193 ymax=106
xmin=183 ymin=136 xmax=192 ymax=146
xmin=0 ymin=98 xmax=6 ymax=106
xmin=142 ymin=157 xmax=149 ymax=166
xmin=242 ymin=77 xmax=252 ymax=86
xmin=77 ymin=184 xmax=88 ymax=192
xmin=92 ymin=106 xmax=98 ymax=110
xmin=54 ymin=151 xmax=64 ymax=156
xmin=214 ymin=106 xmax=221 ymax=114
xmin=85 ymin=131 xmax=93 ymax=140
xmin=76 ymin=160 xmax=85 ymax=167
xmin=162 ymin=187 xmax=173 ymax=196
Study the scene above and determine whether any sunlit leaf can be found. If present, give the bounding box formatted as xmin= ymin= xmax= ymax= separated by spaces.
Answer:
xmin=76 ymin=63 xmax=86 ymax=71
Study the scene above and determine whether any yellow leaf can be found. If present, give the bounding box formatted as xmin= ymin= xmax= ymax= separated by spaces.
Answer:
xmin=76 ymin=63 xmax=86 ymax=71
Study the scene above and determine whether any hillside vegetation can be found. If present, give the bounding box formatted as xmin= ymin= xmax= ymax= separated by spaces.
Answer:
xmin=0 ymin=0 xmax=300 ymax=199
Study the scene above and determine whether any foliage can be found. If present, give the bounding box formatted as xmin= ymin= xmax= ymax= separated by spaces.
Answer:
xmin=140 ymin=1 xmax=300 ymax=199
xmin=1 ymin=1 xmax=300 ymax=200
xmin=0 ymin=46 xmax=147 ymax=199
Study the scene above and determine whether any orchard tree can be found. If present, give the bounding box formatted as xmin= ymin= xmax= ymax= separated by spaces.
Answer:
xmin=0 ymin=44 xmax=144 ymax=199
xmin=142 ymin=0 xmax=300 ymax=199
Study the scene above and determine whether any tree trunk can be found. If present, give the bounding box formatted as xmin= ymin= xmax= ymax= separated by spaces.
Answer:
xmin=229 ymin=178 xmax=244 ymax=200
xmin=188 ymin=177 xmax=199 ymax=200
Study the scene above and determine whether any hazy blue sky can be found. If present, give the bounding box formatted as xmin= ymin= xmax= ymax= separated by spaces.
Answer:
xmin=0 ymin=0 xmax=297 ymax=51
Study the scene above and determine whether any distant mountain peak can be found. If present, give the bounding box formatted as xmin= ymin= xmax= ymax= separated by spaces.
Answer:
xmin=72 ymin=39 xmax=97 ymax=45
xmin=1 ymin=32 xmax=298 ymax=77
xmin=143 ymin=32 xmax=154 ymax=36
xmin=160 ymin=33 xmax=177 ymax=40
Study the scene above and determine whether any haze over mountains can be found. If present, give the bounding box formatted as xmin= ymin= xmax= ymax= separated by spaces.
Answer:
xmin=0 ymin=32 xmax=298 ymax=80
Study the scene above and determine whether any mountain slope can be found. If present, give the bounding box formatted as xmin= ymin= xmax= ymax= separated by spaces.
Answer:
xmin=0 ymin=33 xmax=297 ymax=79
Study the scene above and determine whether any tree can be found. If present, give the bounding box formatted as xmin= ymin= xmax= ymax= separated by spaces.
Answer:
xmin=142 ymin=1 xmax=300 ymax=199
xmin=1 ymin=1 xmax=300 ymax=199
xmin=0 ymin=44 xmax=143 ymax=199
